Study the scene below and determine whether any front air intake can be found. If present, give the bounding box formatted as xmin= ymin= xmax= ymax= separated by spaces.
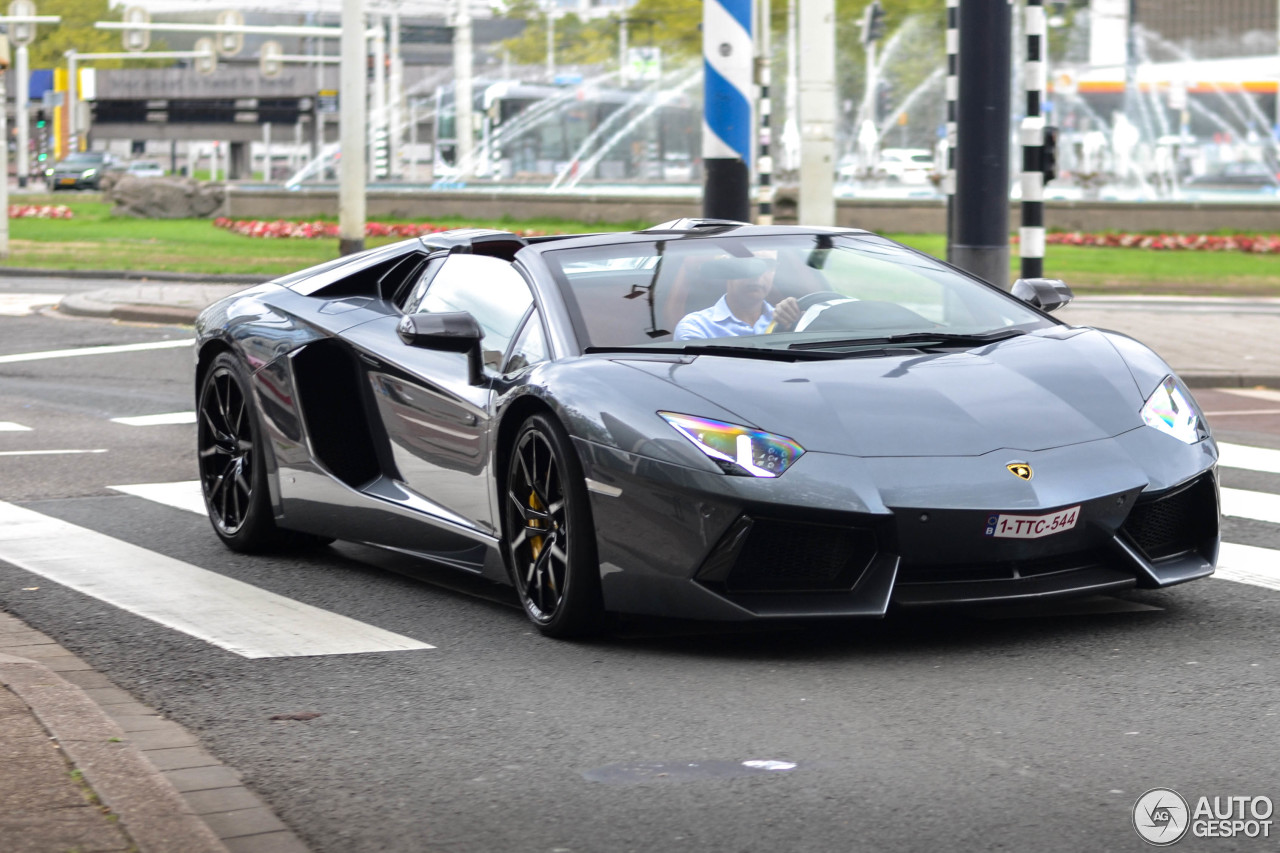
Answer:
xmin=706 ymin=519 xmax=878 ymax=594
xmin=1120 ymin=473 xmax=1218 ymax=562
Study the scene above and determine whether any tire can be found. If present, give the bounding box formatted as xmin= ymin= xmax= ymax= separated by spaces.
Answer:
xmin=197 ymin=352 xmax=291 ymax=553
xmin=503 ymin=412 xmax=605 ymax=638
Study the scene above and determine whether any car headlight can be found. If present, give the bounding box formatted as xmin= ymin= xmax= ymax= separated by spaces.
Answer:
xmin=81 ymin=169 xmax=97 ymax=177
xmin=1140 ymin=376 xmax=1207 ymax=444
xmin=659 ymin=412 xmax=804 ymax=477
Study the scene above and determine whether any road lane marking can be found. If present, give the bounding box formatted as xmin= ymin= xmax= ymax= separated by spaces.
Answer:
xmin=0 ymin=449 xmax=107 ymax=457
xmin=1219 ymin=388 xmax=1280 ymax=404
xmin=0 ymin=422 xmax=32 ymax=432
xmin=0 ymin=294 xmax=63 ymax=316
xmin=1204 ymin=409 xmax=1280 ymax=416
xmin=110 ymin=412 xmax=197 ymax=427
xmin=1217 ymin=543 xmax=1280 ymax=592
xmin=108 ymin=481 xmax=206 ymax=516
xmin=0 ymin=338 xmax=193 ymax=365
xmin=1217 ymin=442 xmax=1280 ymax=476
xmin=0 ymin=502 xmax=435 ymax=659
xmin=1222 ymin=488 xmax=1280 ymax=526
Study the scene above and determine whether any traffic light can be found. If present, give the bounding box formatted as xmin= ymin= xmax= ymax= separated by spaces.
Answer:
xmin=862 ymin=1 xmax=887 ymax=46
xmin=35 ymin=109 xmax=45 ymax=128
xmin=1042 ymin=125 xmax=1058 ymax=183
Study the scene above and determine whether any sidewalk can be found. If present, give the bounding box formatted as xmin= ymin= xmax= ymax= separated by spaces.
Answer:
xmin=0 ymin=611 xmax=309 ymax=853
xmin=55 ymin=280 xmax=1280 ymax=388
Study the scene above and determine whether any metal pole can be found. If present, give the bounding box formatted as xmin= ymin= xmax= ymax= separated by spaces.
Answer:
xmin=263 ymin=121 xmax=272 ymax=181
xmin=389 ymin=6 xmax=402 ymax=178
xmin=65 ymin=49 xmax=77 ymax=151
xmin=1020 ymin=0 xmax=1046 ymax=279
xmin=796 ymin=0 xmax=834 ymax=224
xmin=314 ymin=22 xmax=325 ymax=160
xmin=16 ymin=44 xmax=28 ymax=188
xmin=0 ymin=70 xmax=9 ymax=258
xmin=756 ymin=0 xmax=772 ymax=224
xmin=339 ymin=0 xmax=367 ymax=255
xmin=371 ymin=13 xmax=385 ymax=181
xmin=944 ymin=0 xmax=958 ymax=260
xmin=454 ymin=0 xmax=474 ymax=178
xmin=619 ymin=14 xmax=628 ymax=85
xmin=952 ymin=0 xmax=1011 ymax=289
xmin=702 ymin=0 xmax=753 ymax=221
xmin=545 ymin=7 xmax=554 ymax=80
xmin=782 ymin=0 xmax=798 ymax=174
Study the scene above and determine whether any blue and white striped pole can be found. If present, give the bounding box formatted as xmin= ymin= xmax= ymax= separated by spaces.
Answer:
xmin=703 ymin=0 xmax=753 ymax=221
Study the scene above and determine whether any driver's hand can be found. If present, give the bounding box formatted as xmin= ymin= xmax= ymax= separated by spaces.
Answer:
xmin=773 ymin=297 xmax=802 ymax=331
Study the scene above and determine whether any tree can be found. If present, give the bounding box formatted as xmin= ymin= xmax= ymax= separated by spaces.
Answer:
xmin=499 ymin=0 xmax=619 ymax=69
xmin=26 ymin=0 xmax=170 ymax=70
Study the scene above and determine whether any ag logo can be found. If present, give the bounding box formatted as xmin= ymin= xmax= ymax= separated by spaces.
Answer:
xmin=1006 ymin=462 xmax=1033 ymax=480
xmin=1133 ymin=788 xmax=1190 ymax=845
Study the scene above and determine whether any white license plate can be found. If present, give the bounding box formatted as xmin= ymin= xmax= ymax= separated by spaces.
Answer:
xmin=984 ymin=505 xmax=1080 ymax=539
xmin=59 ymin=178 xmax=76 ymax=185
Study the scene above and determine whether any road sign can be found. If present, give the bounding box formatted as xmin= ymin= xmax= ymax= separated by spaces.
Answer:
xmin=317 ymin=90 xmax=338 ymax=113
xmin=122 ymin=5 xmax=149 ymax=52
xmin=626 ymin=47 xmax=660 ymax=82
xmin=194 ymin=37 xmax=216 ymax=75
xmin=259 ymin=39 xmax=282 ymax=79
xmin=216 ymin=10 xmax=243 ymax=56
xmin=8 ymin=0 xmax=36 ymax=47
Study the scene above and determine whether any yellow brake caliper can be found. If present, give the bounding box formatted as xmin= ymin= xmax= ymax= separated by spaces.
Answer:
xmin=528 ymin=491 xmax=545 ymax=560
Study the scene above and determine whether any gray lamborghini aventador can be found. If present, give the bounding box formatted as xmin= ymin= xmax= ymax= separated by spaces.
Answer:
xmin=194 ymin=219 xmax=1219 ymax=637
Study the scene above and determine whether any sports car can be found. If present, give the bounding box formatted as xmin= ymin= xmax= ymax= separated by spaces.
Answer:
xmin=193 ymin=219 xmax=1219 ymax=637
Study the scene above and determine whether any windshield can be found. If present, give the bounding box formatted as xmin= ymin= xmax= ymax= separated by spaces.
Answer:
xmin=545 ymin=233 xmax=1055 ymax=352
xmin=59 ymin=153 xmax=105 ymax=165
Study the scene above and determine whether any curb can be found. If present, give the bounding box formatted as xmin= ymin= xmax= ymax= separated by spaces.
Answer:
xmin=0 ymin=613 xmax=310 ymax=853
xmin=0 ymin=652 xmax=231 ymax=853
xmin=0 ymin=266 xmax=269 ymax=285
xmin=1181 ymin=374 xmax=1280 ymax=389
xmin=56 ymin=299 xmax=205 ymax=327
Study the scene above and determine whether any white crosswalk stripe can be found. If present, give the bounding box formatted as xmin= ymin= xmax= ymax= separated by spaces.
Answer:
xmin=0 ymin=422 xmax=32 ymax=432
xmin=0 ymin=500 xmax=434 ymax=659
xmin=0 ymin=293 xmax=63 ymax=316
xmin=110 ymin=412 xmax=197 ymax=427
xmin=1222 ymin=487 xmax=1280 ymax=526
xmin=1218 ymin=442 xmax=1280 ymax=476
xmin=109 ymin=480 xmax=205 ymax=515
xmin=1217 ymin=543 xmax=1280 ymax=592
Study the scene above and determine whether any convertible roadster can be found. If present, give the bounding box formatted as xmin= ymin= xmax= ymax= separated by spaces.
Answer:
xmin=194 ymin=220 xmax=1218 ymax=637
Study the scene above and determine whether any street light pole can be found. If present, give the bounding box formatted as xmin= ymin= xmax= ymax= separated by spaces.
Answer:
xmin=796 ymin=0 xmax=835 ymax=225
xmin=453 ymin=0 xmax=474 ymax=178
xmin=339 ymin=0 xmax=367 ymax=255
xmin=952 ymin=0 xmax=1012 ymax=289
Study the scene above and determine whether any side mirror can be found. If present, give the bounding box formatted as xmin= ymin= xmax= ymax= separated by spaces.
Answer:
xmin=397 ymin=311 xmax=485 ymax=385
xmin=1011 ymin=277 xmax=1074 ymax=313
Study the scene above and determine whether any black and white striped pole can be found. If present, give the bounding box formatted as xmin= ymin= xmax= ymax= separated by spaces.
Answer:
xmin=1019 ymin=0 xmax=1046 ymax=279
xmin=756 ymin=0 xmax=773 ymax=225
xmin=944 ymin=0 xmax=958 ymax=260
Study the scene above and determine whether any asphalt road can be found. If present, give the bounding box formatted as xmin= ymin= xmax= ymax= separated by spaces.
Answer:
xmin=2 ymin=287 xmax=1280 ymax=853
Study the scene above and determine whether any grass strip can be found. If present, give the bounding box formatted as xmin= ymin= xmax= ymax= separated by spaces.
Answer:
xmin=3 ymin=195 xmax=1279 ymax=296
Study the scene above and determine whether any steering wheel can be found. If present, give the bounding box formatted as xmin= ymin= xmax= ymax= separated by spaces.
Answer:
xmin=794 ymin=290 xmax=849 ymax=311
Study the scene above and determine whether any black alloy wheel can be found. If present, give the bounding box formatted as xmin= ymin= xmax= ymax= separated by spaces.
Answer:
xmin=197 ymin=352 xmax=285 ymax=552
xmin=504 ymin=413 xmax=605 ymax=638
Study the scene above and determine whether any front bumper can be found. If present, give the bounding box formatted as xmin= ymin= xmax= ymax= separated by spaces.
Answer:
xmin=577 ymin=430 xmax=1219 ymax=621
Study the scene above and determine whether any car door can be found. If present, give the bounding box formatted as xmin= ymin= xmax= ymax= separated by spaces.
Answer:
xmin=342 ymin=253 xmax=535 ymax=538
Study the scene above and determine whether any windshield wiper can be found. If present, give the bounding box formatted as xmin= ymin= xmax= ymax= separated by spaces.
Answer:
xmin=789 ymin=328 xmax=1027 ymax=351
xmin=584 ymin=343 xmax=845 ymax=361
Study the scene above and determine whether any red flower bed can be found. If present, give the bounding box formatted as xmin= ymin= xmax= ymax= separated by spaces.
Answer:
xmin=1045 ymin=231 xmax=1280 ymax=254
xmin=214 ymin=218 xmax=547 ymax=239
xmin=9 ymin=205 xmax=73 ymax=219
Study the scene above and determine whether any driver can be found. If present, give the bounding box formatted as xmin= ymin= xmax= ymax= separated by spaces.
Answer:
xmin=673 ymin=257 xmax=803 ymax=341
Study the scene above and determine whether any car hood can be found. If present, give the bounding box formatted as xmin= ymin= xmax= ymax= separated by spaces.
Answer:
xmin=617 ymin=328 xmax=1152 ymax=457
